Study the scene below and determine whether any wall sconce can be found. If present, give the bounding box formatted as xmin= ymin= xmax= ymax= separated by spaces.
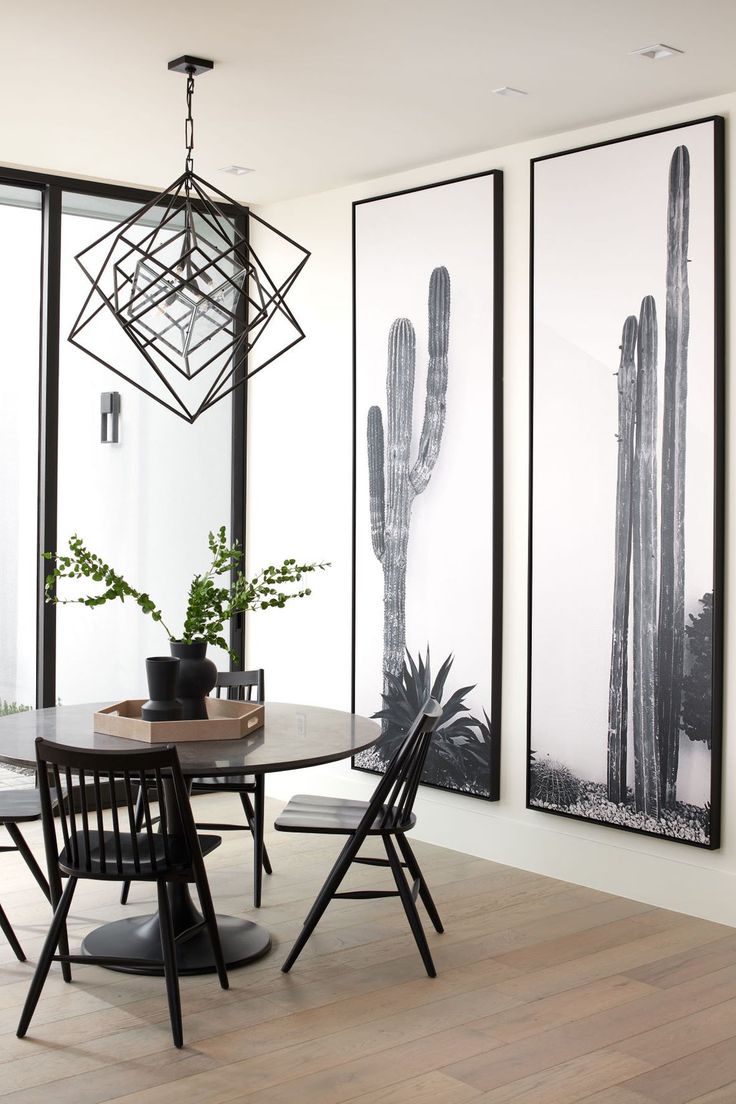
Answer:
xmin=101 ymin=392 xmax=121 ymax=443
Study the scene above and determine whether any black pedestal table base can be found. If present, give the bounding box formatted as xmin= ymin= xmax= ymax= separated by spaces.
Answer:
xmin=81 ymin=882 xmax=271 ymax=976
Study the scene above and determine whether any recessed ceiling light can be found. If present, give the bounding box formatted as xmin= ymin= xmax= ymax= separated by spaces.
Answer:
xmin=493 ymin=86 xmax=528 ymax=98
xmin=219 ymin=165 xmax=254 ymax=175
xmin=630 ymin=43 xmax=684 ymax=60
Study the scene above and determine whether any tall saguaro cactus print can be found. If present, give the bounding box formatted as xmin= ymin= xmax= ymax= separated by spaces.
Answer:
xmin=658 ymin=145 xmax=691 ymax=809
xmin=607 ymin=314 xmax=638 ymax=804
xmin=632 ymin=295 xmax=661 ymax=819
xmin=603 ymin=145 xmax=693 ymax=821
xmin=367 ymin=266 xmax=450 ymax=705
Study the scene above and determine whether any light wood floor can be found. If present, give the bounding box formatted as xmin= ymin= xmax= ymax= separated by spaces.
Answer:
xmin=0 ymin=792 xmax=734 ymax=1104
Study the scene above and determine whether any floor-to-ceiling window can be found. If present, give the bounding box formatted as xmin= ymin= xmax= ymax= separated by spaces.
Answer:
xmin=0 ymin=173 xmax=246 ymax=709
xmin=55 ymin=193 xmax=235 ymax=703
xmin=0 ymin=186 xmax=42 ymax=714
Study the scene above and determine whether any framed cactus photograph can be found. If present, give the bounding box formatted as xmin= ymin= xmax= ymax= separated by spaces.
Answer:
xmin=351 ymin=170 xmax=503 ymax=800
xmin=528 ymin=117 xmax=724 ymax=847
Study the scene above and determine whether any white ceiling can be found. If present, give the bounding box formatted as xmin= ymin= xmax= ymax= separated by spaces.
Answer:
xmin=2 ymin=0 xmax=735 ymax=205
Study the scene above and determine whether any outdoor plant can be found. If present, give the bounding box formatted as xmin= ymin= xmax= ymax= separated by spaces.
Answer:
xmin=44 ymin=526 xmax=329 ymax=660
xmin=0 ymin=700 xmax=32 ymax=718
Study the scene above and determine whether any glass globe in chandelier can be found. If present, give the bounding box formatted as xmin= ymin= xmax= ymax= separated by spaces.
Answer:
xmin=69 ymin=56 xmax=309 ymax=423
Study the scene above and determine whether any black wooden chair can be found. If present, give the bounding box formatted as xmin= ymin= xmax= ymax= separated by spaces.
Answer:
xmin=275 ymin=699 xmax=443 ymax=978
xmin=17 ymin=738 xmax=228 ymax=1049
xmin=120 ymin=668 xmax=270 ymax=908
xmin=0 ymin=788 xmax=53 ymax=961
xmin=191 ymin=669 xmax=271 ymax=907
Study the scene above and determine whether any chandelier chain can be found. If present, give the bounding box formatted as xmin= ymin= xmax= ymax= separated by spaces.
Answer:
xmin=184 ymin=71 xmax=195 ymax=184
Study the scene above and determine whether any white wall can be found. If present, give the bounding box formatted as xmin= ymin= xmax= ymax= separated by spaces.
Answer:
xmin=245 ymin=90 xmax=735 ymax=926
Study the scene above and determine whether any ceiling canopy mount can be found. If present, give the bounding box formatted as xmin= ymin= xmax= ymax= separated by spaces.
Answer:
xmin=167 ymin=55 xmax=215 ymax=77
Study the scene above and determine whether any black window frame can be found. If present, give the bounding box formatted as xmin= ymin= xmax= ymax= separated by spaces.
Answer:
xmin=0 ymin=167 xmax=248 ymax=707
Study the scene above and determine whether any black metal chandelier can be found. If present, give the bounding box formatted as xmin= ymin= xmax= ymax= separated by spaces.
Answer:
xmin=69 ymin=56 xmax=310 ymax=423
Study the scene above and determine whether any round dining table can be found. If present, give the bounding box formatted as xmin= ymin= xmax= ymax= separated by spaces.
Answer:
xmin=0 ymin=701 xmax=381 ymax=977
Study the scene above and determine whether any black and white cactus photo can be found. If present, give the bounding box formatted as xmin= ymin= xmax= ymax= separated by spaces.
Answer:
xmin=528 ymin=118 xmax=724 ymax=847
xmin=352 ymin=172 xmax=502 ymax=800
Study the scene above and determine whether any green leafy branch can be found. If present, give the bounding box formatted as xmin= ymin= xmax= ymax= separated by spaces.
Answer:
xmin=44 ymin=526 xmax=329 ymax=661
xmin=43 ymin=535 xmax=172 ymax=634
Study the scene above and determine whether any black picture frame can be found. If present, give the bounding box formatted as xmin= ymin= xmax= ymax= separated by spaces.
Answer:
xmin=527 ymin=116 xmax=725 ymax=848
xmin=351 ymin=169 xmax=504 ymax=801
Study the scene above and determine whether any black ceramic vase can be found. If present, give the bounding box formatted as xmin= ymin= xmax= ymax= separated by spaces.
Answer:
xmin=170 ymin=640 xmax=217 ymax=721
xmin=141 ymin=657 xmax=183 ymax=722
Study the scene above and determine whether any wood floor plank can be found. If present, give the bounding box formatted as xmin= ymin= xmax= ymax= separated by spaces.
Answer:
xmin=573 ymin=1086 xmax=653 ymax=1103
xmin=194 ymin=962 xmax=519 ymax=1061
xmin=475 ymin=974 xmax=656 ymax=1044
xmin=491 ymin=920 xmax=731 ymax=1004
xmin=623 ymin=938 xmax=736 ymax=990
xmin=616 ymin=1036 xmax=736 ymax=1103
xmin=491 ymin=911 xmax=682 ymax=974
xmin=436 ymin=953 xmax=736 ymax=1093
xmin=687 ymin=1083 xmax=736 ymax=1103
xmin=348 ymin=1070 xmax=483 ymax=1103
xmin=470 ymin=1051 xmax=652 ymax=1103
xmin=0 ymin=1049 xmax=217 ymax=1104
xmin=195 ymin=980 xmax=512 ymax=1066
xmin=613 ymin=997 xmax=736 ymax=1065
xmin=104 ymin=1023 xmax=503 ymax=1104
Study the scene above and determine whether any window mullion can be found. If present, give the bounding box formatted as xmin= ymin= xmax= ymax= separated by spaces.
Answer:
xmin=36 ymin=184 xmax=62 ymax=709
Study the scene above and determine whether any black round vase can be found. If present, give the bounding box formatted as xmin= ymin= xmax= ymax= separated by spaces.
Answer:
xmin=141 ymin=657 xmax=183 ymax=722
xmin=170 ymin=640 xmax=217 ymax=721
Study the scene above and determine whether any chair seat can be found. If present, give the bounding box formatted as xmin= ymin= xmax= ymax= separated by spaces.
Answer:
xmin=59 ymin=831 xmax=221 ymax=877
xmin=0 ymin=785 xmax=67 ymax=824
xmin=191 ymin=775 xmax=257 ymax=793
xmin=274 ymin=794 xmax=416 ymax=835
xmin=0 ymin=789 xmax=42 ymax=824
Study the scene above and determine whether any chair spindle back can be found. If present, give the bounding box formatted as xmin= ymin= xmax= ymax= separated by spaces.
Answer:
xmin=35 ymin=738 xmax=193 ymax=878
xmin=367 ymin=699 xmax=442 ymax=830
xmin=214 ymin=669 xmax=264 ymax=703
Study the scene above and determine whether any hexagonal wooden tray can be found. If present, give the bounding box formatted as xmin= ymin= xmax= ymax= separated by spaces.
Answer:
xmin=93 ymin=699 xmax=264 ymax=743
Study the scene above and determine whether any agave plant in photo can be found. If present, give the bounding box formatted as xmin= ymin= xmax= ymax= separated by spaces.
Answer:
xmin=373 ymin=646 xmax=493 ymax=794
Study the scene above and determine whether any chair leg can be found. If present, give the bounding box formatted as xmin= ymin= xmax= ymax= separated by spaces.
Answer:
xmin=17 ymin=877 xmax=77 ymax=1038
xmin=5 ymin=824 xmax=51 ymax=902
xmin=395 ymin=832 xmax=444 ymax=933
xmin=0 ymin=903 xmax=25 ymax=962
xmin=47 ymin=867 xmax=72 ymax=983
xmin=383 ymin=835 xmax=436 ymax=978
xmin=281 ymin=836 xmax=355 ymax=974
xmin=157 ymin=882 xmax=183 ymax=1049
xmin=192 ymin=868 xmax=229 ymax=991
xmin=120 ymin=786 xmax=146 ymax=905
xmin=240 ymin=788 xmax=273 ymax=877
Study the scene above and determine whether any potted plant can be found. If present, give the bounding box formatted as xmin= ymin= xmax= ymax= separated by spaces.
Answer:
xmin=44 ymin=526 xmax=328 ymax=720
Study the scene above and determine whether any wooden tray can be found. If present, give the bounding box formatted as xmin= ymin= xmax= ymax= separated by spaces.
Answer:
xmin=94 ymin=699 xmax=264 ymax=744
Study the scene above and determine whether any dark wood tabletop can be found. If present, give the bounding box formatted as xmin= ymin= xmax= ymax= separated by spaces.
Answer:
xmin=0 ymin=701 xmax=382 ymax=777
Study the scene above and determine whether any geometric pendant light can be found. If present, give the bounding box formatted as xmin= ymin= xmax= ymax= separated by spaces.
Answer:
xmin=68 ymin=56 xmax=310 ymax=423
